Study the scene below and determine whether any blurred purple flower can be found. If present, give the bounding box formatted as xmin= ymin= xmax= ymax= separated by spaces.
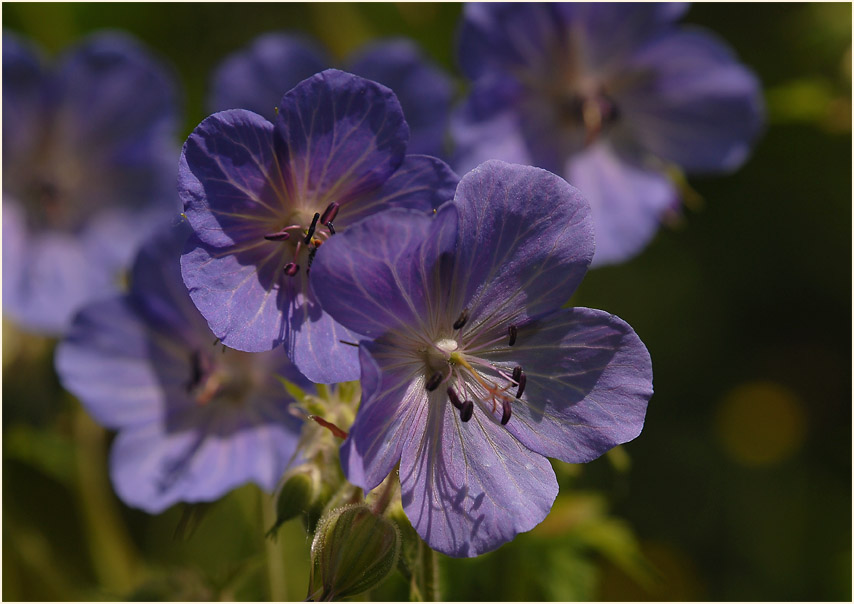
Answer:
xmin=311 ymin=160 xmax=652 ymax=557
xmin=452 ymin=3 xmax=763 ymax=265
xmin=2 ymin=31 xmax=181 ymax=333
xmin=209 ymin=33 xmax=454 ymax=157
xmin=180 ymin=69 xmax=458 ymax=383
xmin=55 ymin=222 xmax=306 ymax=513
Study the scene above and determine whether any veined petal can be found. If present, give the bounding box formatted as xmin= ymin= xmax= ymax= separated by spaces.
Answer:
xmin=486 ymin=307 xmax=652 ymax=463
xmin=180 ymin=109 xmax=291 ymax=248
xmin=340 ymin=343 xmax=427 ymax=491
xmin=620 ymin=28 xmax=764 ymax=173
xmin=562 ymin=3 xmax=691 ymax=72
xmin=566 ymin=142 xmax=677 ymax=267
xmin=286 ymin=283 xmax=361 ymax=384
xmin=450 ymin=160 xmax=593 ymax=332
xmin=55 ymin=296 xmax=190 ymax=430
xmin=340 ymin=154 xmax=459 ymax=225
xmin=181 ymin=231 xmax=290 ymax=352
xmin=209 ymin=32 xmax=329 ymax=119
xmin=310 ymin=204 xmax=458 ymax=338
xmin=109 ymin=398 xmax=300 ymax=513
xmin=458 ymin=3 xmax=566 ymax=80
xmin=349 ymin=39 xmax=453 ymax=157
xmin=275 ymin=69 xmax=408 ymax=206
xmin=400 ymin=392 xmax=557 ymax=557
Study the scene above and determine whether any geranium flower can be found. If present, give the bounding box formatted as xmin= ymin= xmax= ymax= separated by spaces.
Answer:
xmin=452 ymin=3 xmax=763 ymax=265
xmin=310 ymin=160 xmax=653 ymax=557
xmin=55 ymin=222 xmax=307 ymax=513
xmin=209 ymin=33 xmax=453 ymax=157
xmin=2 ymin=31 xmax=180 ymax=333
xmin=179 ymin=68 xmax=458 ymax=383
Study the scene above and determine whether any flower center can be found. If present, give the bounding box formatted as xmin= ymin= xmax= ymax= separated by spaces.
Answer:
xmin=261 ymin=202 xmax=340 ymax=277
xmin=556 ymin=90 xmax=620 ymax=146
xmin=422 ymin=312 xmax=527 ymax=426
xmin=186 ymin=345 xmax=261 ymax=407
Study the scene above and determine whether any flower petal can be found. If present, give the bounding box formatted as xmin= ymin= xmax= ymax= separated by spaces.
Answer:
xmin=285 ymin=283 xmax=361 ymax=384
xmin=486 ymin=307 xmax=652 ymax=463
xmin=275 ymin=69 xmax=408 ymax=205
xmin=55 ymin=296 xmax=189 ymax=429
xmin=341 ymin=154 xmax=459 ymax=225
xmin=450 ymin=160 xmax=593 ymax=330
xmin=310 ymin=204 xmax=458 ymax=338
xmin=109 ymin=398 xmax=300 ymax=513
xmin=209 ymin=33 xmax=329 ymax=119
xmin=340 ymin=343 xmax=426 ymax=490
xmin=400 ymin=391 xmax=557 ymax=557
xmin=51 ymin=32 xmax=180 ymax=209
xmin=565 ymin=142 xmax=677 ymax=266
xmin=620 ymin=28 xmax=764 ymax=173
xmin=457 ymin=3 xmax=565 ymax=80
xmin=2 ymin=32 xmax=46 ymax=176
xmin=349 ymin=39 xmax=453 ymax=157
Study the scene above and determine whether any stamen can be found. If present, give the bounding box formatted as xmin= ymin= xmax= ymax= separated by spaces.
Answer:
xmin=263 ymin=230 xmax=290 ymax=241
xmin=320 ymin=202 xmax=340 ymax=225
xmin=326 ymin=222 xmax=335 ymax=235
xmin=501 ymin=399 xmax=512 ymax=425
xmin=512 ymin=366 xmax=522 ymax=383
xmin=453 ymin=308 xmax=469 ymax=330
xmin=447 ymin=387 xmax=463 ymax=410
xmin=304 ymin=212 xmax=320 ymax=244
xmin=515 ymin=371 xmax=527 ymax=399
xmin=460 ymin=400 xmax=474 ymax=422
xmin=425 ymin=371 xmax=443 ymax=392
xmin=508 ymin=324 xmax=517 ymax=346
xmin=284 ymin=262 xmax=300 ymax=277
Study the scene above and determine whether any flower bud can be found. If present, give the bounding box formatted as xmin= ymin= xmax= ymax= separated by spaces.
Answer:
xmin=266 ymin=466 xmax=319 ymax=540
xmin=307 ymin=504 xmax=401 ymax=601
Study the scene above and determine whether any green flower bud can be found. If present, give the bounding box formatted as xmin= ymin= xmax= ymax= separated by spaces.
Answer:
xmin=266 ymin=467 xmax=319 ymax=540
xmin=307 ymin=504 xmax=401 ymax=601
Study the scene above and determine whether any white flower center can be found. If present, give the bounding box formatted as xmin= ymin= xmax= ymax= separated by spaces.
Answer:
xmin=436 ymin=338 xmax=459 ymax=353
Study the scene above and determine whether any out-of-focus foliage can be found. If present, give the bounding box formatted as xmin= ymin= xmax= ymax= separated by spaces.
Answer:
xmin=3 ymin=2 xmax=851 ymax=601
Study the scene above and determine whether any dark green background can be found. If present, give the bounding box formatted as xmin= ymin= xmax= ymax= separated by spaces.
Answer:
xmin=3 ymin=3 xmax=851 ymax=601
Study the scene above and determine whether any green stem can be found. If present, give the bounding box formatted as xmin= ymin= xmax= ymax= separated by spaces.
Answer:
xmin=261 ymin=492 xmax=288 ymax=601
xmin=71 ymin=402 xmax=141 ymax=595
xmin=413 ymin=538 xmax=440 ymax=602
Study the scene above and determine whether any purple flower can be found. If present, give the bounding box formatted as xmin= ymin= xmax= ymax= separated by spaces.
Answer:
xmin=209 ymin=33 xmax=453 ymax=157
xmin=310 ymin=160 xmax=652 ymax=557
xmin=2 ymin=31 xmax=181 ymax=333
xmin=452 ymin=3 xmax=763 ymax=265
xmin=55 ymin=222 xmax=306 ymax=513
xmin=180 ymin=68 xmax=458 ymax=383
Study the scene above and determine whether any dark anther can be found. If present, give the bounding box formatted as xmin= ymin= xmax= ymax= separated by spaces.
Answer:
xmin=326 ymin=222 xmax=335 ymax=235
xmin=447 ymin=387 xmax=463 ymax=410
xmin=515 ymin=371 xmax=527 ymax=399
xmin=304 ymin=212 xmax=321 ymax=244
xmin=512 ymin=366 xmax=522 ymax=383
xmin=501 ymin=399 xmax=512 ymax=425
xmin=508 ymin=324 xmax=517 ymax=346
xmin=264 ymin=230 xmax=290 ymax=241
xmin=320 ymin=202 xmax=340 ymax=225
xmin=425 ymin=371 xmax=443 ymax=392
xmin=460 ymin=400 xmax=474 ymax=422
xmin=453 ymin=308 xmax=469 ymax=330
xmin=284 ymin=262 xmax=300 ymax=277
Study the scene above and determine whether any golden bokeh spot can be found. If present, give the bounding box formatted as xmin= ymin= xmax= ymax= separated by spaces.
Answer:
xmin=714 ymin=380 xmax=807 ymax=467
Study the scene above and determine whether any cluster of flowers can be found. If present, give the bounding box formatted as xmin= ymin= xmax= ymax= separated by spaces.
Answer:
xmin=4 ymin=4 xmax=761 ymax=561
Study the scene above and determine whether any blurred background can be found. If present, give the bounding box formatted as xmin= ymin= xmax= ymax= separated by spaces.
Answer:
xmin=3 ymin=3 xmax=851 ymax=601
